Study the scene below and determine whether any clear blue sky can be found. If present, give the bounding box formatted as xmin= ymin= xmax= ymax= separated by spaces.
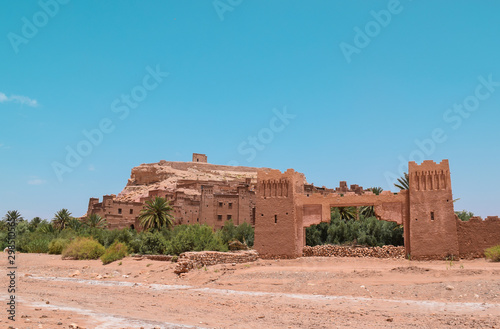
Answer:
xmin=1 ymin=0 xmax=499 ymax=220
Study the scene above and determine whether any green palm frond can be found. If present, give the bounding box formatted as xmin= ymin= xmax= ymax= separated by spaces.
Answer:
xmin=84 ymin=214 xmax=108 ymax=229
xmin=394 ymin=173 xmax=409 ymax=190
xmin=138 ymin=197 xmax=174 ymax=231
xmin=52 ymin=209 xmax=72 ymax=230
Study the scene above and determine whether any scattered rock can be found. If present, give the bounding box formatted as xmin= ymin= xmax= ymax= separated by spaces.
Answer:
xmin=70 ymin=270 xmax=80 ymax=277
xmin=174 ymin=250 xmax=258 ymax=274
xmin=445 ymin=285 xmax=454 ymax=290
xmin=387 ymin=318 xmax=394 ymax=322
xmin=45 ymin=301 xmax=50 ymax=304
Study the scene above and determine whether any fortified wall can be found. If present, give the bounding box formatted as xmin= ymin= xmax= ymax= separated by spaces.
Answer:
xmin=254 ymin=160 xmax=500 ymax=259
xmin=87 ymin=155 xmax=500 ymax=259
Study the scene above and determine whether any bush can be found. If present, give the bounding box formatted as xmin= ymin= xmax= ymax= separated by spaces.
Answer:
xmin=62 ymin=237 xmax=105 ymax=260
xmin=485 ymin=245 xmax=500 ymax=262
xmin=167 ymin=224 xmax=227 ymax=255
xmin=26 ymin=237 xmax=50 ymax=253
xmin=306 ymin=212 xmax=404 ymax=247
xmin=48 ymin=238 xmax=70 ymax=254
xmin=101 ymin=242 xmax=128 ymax=265
xmin=218 ymin=220 xmax=254 ymax=248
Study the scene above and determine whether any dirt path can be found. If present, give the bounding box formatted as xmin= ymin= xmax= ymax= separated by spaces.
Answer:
xmin=1 ymin=253 xmax=499 ymax=328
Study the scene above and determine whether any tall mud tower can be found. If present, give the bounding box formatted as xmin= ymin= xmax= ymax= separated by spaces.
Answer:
xmin=254 ymin=169 xmax=305 ymax=258
xmin=407 ymin=160 xmax=459 ymax=259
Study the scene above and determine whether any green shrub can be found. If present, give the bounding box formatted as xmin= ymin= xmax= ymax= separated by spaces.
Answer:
xmin=0 ymin=232 xmax=8 ymax=250
xmin=485 ymin=245 xmax=500 ymax=262
xmin=167 ymin=224 xmax=227 ymax=255
xmin=306 ymin=211 xmax=404 ymax=247
xmin=218 ymin=220 xmax=254 ymax=248
xmin=16 ymin=232 xmax=54 ymax=253
xmin=26 ymin=237 xmax=50 ymax=253
xmin=101 ymin=242 xmax=128 ymax=265
xmin=48 ymin=238 xmax=70 ymax=254
xmin=62 ymin=237 xmax=105 ymax=260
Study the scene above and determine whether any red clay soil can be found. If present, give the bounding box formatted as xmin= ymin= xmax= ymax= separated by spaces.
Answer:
xmin=1 ymin=253 xmax=500 ymax=328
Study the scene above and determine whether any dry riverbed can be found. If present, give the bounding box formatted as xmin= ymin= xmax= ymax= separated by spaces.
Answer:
xmin=1 ymin=253 xmax=499 ymax=328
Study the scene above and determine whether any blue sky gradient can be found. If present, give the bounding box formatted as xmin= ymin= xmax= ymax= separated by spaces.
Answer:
xmin=1 ymin=0 xmax=499 ymax=220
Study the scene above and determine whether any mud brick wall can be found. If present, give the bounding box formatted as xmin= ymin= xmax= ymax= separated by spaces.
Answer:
xmin=457 ymin=216 xmax=500 ymax=258
xmin=303 ymin=245 xmax=405 ymax=259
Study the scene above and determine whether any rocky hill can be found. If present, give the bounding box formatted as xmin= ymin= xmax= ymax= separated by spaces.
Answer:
xmin=116 ymin=160 xmax=270 ymax=202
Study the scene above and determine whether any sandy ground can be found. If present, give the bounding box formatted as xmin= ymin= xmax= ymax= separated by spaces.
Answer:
xmin=1 ymin=253 xmax=500 ymax=329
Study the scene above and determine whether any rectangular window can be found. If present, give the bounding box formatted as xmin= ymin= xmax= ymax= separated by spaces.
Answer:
xmin=130 ymin=209 xmax=133 ymax=215
xmin=227 ymin=215 xmax=232 ymax=220
xmin=274 ymin=215 xmax=278 ymax=223
xmin=431 ymin=211 xmax=435 ymax=221
xmin=228 ymin=203 xmax=233 ymax=209
xmin=217 ymin=215 xmax=222 ymax=221
xmin=219 ymin=202 xmax=223 ymax=208
xmin=118 ymin=208 xmax=122 ymax=214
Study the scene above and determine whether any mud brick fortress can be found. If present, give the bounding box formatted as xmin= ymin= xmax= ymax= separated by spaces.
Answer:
xmin=87 ymin=154 xmax=500 ymax=259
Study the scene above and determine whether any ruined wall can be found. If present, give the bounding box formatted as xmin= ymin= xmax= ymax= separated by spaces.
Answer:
xmin=457 ymin=216 xmax=500 ymax=258
xmin=192 ymin=153 xmax=208 ymax=163
xmin=174 ymin=250 xmax=259 ymax=274
xmin=295 ymin=190 xmax=408 ymax=255
xmin=407 ymin=160 xmax=459 ymax=259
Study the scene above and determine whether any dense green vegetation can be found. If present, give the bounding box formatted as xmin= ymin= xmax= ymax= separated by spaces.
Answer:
xmin=455 ymin=209 xmax=474 ymax=221
xmin=0 ymin=204 xmax=254 ymax=258
xmin=306 ymin=207 xmax=404 ymax=247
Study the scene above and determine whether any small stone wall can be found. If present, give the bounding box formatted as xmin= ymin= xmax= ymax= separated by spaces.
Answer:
xmin=303 ymin=245 xmax=405 ymax=259
xmin=174 ymin=250 xmax=259 ymax=274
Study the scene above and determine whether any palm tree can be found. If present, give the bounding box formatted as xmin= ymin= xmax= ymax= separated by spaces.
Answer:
xmin=138 ymin=197 xmax=174 ymax=231
xmin=336 ymin=207 xmax=357 ymax=221
xmin=84 ymin=214 xmax=108 ymax=229
xmin=359 ymin=206 xmax=375 ymax=218
xmin=368 ymin=187 xmax=383 ymax=195
xmin=360 ymin=187 xmax=384 ymax=219
xmin=38 ymin=221 xmax=56 ymax=234
xmin=394 ymin=173 xmax=409 ymax=190
xmin=52 ymin=209 xmax=72 ymax=230
xmin=3 ymin=210 xmax=23 ymax=224
xmin=67 ymin=218 xmax=83 ymax=231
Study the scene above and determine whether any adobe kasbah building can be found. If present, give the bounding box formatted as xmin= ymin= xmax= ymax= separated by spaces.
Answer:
xmin=87 ymin=154 xmax=500 ymax=260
